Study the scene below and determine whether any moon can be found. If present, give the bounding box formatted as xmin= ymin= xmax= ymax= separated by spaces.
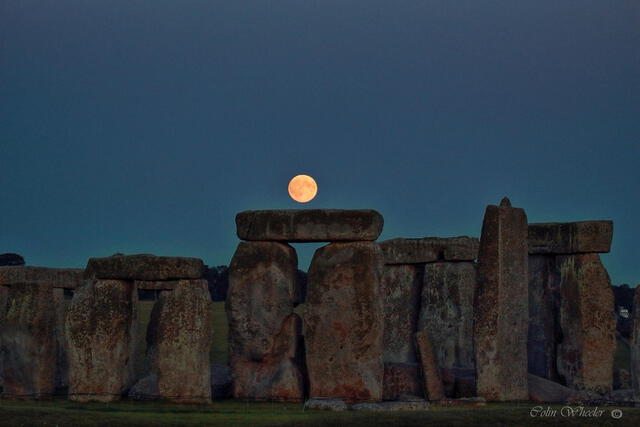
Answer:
xmin=288 ymin=175 xmax=318 ymax=203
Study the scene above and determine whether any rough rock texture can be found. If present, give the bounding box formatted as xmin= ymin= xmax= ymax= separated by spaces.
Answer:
xmin=66 ymin=279 xmax=138 ymax=402
xmin=441 ymin=367 xmax=476 ymax=398
xmin=236 ymin=209 xmax=383 ymax=242
xmin=304 ymin=398 xmax=348 ymax=411
xmin=528 ymin=255 xmax=562 ymax=382
xmin=613 ymin=368 xmax=631 ymax=390
xmin=352 ymin=400 xmax=430 ymax=411
xmin=133 ymin=280 xmax=186 ymax=291
xmin=415 ymin=331 xmax=445 ymax=401
xmin=419 ymin=262 xmax=476 ymax=397
xmin=0 ymin=267 xmax=84 ymax=289
xmin=633 ymin=286 xmax=640 ymax=401
xmin=211 ymin=364 xmax=232 ymax=399
xmin=227 ymin=242 xmax=304 ymax=401
xmin=528 ymin=374 xmax=582 ymax=403
xmin=85 ymin=254 xmax=204 ymax=281
xmin=528 ymin=221 xmax=613 ymax=254
xmin=474 ymin=198 xmax=529 ymax=401
xmin=383 ymin=363 xmax=423 ymax=401
xmin=305 ymin=242 xmax=384 ymax=402
xmin=379 ymin=237 xmax=479 ymax=265
xmin=146 ymin=280 xmax=212 ymax=403
xmin=382 ymin=264 xmax=422 ymax=364
xmin=0 ymin=283 xmax=56 ymax=398
xmin=0 ymin=286 xmax=7 ymax=391
xmin=0 ymin=254 xmax=25 ymax=266
xmin=556 ymin=254 xmax=616 ymax=394
xmin=53 ymin=288 xmax=69 ymax=389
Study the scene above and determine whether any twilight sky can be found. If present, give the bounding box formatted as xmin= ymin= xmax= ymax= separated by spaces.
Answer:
xmin=1 ymin=1 xmax=639 ymax=285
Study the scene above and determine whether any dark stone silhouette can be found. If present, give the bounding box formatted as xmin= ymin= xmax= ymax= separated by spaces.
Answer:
xmin=0 ymin=253 xmax=25 ymax=266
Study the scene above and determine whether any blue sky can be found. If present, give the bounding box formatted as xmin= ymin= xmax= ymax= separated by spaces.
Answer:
xmin=1 ymin=1 xmax=638 ymax=284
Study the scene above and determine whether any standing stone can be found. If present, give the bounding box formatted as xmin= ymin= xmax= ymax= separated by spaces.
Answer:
xmin=0 ymin=283 xmax=56 ymax=398
xmin=556 ymin=253 xmax=615 ymax=393
xmin=419 ymin=262 xmax=476 ymax=397
xmin=382 ymin=363 xmax=423 ymax=400
xmin=53 ymin=288 xmax=70 ymax=390
xmin=415 ymin=331 xmax=445 ymax=401
xmin=147 ymin=280 xmax=212 ymax=403
xmin=632 ymin=286 xmax=640 ymax=401
xmin=382 ymin=264 xmax=422 ymax=364
xmin=305 ymin=242 xmax=384 ymax=402
xmin=66 ymin=280 xmax=138 ymax=402
xmin=474 ymin=197 xmax=529 ymax=401
xmin=528 ymin=255 xmax=561 ymax=382
xmin=227 ymin=241 xmax=304 ymax=401
xmin=0 ymin=286 xmax=7 ymax=391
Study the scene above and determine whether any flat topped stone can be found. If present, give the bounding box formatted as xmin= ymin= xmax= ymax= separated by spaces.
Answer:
xmin=0 ymin=266 xmax=84 ymax=289
xmin=379 ymin=237 xmax=479 ymax=264
xmin=236 ymin=209 xmax=383 ymax=242
xmin=528 ymin=221 xmax=613 ymax=254
xmin=85 ymin=254 xmax=204 ymax=281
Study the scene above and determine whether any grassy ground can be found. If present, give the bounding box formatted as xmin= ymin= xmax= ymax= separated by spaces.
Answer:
xmin=0 ymin=399 xmax=638 ymax=426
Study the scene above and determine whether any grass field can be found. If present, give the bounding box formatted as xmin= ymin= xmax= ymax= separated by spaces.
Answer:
xmin=1 ymin=399 xmax=639 ymax=426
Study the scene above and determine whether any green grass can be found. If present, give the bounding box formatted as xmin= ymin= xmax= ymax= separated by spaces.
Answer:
xmin=0 ymin=399 xmax=638 ymax=427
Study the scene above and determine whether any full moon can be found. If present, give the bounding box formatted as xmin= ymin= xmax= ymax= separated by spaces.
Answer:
xmin=288 ymin=175 xmax=318 ymax=203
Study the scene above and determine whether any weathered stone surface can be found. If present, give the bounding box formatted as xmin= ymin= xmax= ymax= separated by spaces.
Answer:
xmin=146 ymin=280 xmax=212 ymax=403
xmin=53 ymin=288 xmax=69 ymax=389
xmin=0 ymin=254 xmax=25 ymax=266
xmin=528 ymin=374 xmax=582 ymax=403
xmin=236 ymin=209 xmax=383 ymax=242
xmin=382 ymin=264 xmax=422 ymax=364
xmin=528 ymin=255 xmax=561 ymax=382
xmin=352 ymin=401 xmax=430 ymax=411
xmin=304 ymin=398 xmax=348 ymax=411
xmin=85 ymin=254 xmax=204 ymax=281
xmin=419 ymin=262 xmax=476 ymax=397
xmin=66 ymin=279 xmax=138 ymax=402
xmin=133 ymin=280 xmax=182 ymax=291
xmin=211 ymin=364 xmax=232 ymax=399
xmin=556 ymin=254 xmax=615 ymax=394
xmin=383 ymin=363 xmax=423 ymax=401
xmin=227 ymin=242 xmax=304 ymax=401
xmin=415 ymin=331 xmax=445 ymax=401
xmin=0 ymin=286 xmax=7 ymax=391
xmin=379 ymin=237 xmax=479 ymax=265
xmin=305 ymin=242 xmax=384 ymax=402
xmin=0 ymin=283 xmax=56 ymax=398
xmin=474 ymin=198 xmax=529 ymax=401
xmin=613 ymin=368 xmax=631 ymax=390
xmin=628 ymin=283 xmax=640 ymax=400
xmin=0 ymin=266 xmax=84 ymax=289
xmin=528 ymin=221 xmax=613 ymax=254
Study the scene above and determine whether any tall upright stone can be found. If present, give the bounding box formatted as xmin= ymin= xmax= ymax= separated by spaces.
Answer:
xmin=147 ymin=280 xmax=212 ymax=403
xmin=53 ymin=288 xmax=70 ymax=390
xmin=420 ymin=262 xmax=477 ymax=397
xmin=66 ymin=280 xmax=138 ymax=402
xmin=1 ymin=283 xmax=56 ymax=398
xmin=227 ymin=241 xmax=304 ymax=401
xmin=528 ymin=255 xmax=561 ymax=382
xmin=304 ymin=242 xmax=384 ymax=402
xmin=632 ymin=286 xmax=640 ymax=401
xmin=556 ymin=253 xmax=615 ymax=393
xmin=382 ymin=264 xmax=422 ymax=364
xmin=474 ymin=197 xmax=529 ymax=401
